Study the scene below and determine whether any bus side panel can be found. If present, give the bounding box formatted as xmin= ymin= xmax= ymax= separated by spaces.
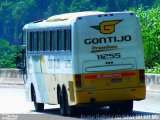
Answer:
xmin=28 ymin=56 xmax=49 ymax=103
xmin=28 ymin=53 xmax=74 ymax=105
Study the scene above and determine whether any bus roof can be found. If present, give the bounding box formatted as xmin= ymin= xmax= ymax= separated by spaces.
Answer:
xmin=23 ymin=11 xmax=104 ymax=30
xmin=46 ymin=11 xmax=105 ymax=22
xmin=23 ymin=11 xmax=135 ymax=30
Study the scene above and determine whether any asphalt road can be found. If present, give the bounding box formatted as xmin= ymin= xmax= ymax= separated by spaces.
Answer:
xmin=0 ymin=86 xmax=160 ymax=120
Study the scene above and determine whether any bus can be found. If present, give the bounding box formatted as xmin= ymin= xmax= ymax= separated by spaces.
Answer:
xmin=16 ymin=11 xmax=146 ymax=116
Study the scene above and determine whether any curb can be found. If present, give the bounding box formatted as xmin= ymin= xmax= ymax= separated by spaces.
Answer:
xmin=0 ymin=84 xmax=24 ymax=88
xmin=145 ymin=74 xmax=160 ymax=93
xmin=0 ymin=78 xmax=24 ymax=85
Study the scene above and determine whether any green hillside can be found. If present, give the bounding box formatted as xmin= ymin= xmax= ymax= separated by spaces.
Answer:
xmin=0 ymin=0 xmax=159 ymax=69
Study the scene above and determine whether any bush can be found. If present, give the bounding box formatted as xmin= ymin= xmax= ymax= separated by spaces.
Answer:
xmin=134 ymin=7 xmax=160 ymax=68
xmin=0 ymin=39 xmax=17 ymax=68
xmin=145 ymin=63 xmax=160 ymax=74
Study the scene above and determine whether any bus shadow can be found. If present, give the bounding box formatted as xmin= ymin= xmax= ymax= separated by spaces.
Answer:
xmin=32 ymin=107 xmax=160 ymax=119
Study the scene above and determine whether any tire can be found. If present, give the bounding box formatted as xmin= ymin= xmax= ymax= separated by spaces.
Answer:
xmin=109 ymin=101 xmax=133 ymax=114
xmin=32 ymin=89 xmax=44 ymax=112
xmin=59 ymin=89 xmax=73 ymax=116
xmin=109 ymin=103 xmax=119 ymax=114
xmin=59 ymin=91 xmax=67 ymax=116
xmin=120 ymin=100 xmax=133 ymax=113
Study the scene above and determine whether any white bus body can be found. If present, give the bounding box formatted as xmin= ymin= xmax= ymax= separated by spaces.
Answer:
xmin=21 ymin=11 xmax=145 ymax=115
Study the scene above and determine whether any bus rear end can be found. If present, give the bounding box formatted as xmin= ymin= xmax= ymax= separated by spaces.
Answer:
xmin=72 ymin=12 xmax=145 ymax=112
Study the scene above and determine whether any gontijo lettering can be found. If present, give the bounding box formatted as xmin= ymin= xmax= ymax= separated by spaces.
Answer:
xmin=84 ymin=35 xmax=132 ymax=45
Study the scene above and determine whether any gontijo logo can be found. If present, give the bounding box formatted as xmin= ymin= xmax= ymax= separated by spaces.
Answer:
xmin=91 ymin=20 xmax=123 ymax=34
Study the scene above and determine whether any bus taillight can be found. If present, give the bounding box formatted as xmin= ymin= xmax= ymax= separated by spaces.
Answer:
xmin=139 ymin=69 xmax=145 ymax=83
xmin=75 ymin=75 xmax=82 ymax=88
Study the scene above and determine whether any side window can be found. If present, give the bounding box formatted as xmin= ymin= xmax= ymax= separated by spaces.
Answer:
xmin=27 ymin=32 xmax=30 ymax=51
xmin=27 ymin=32 xmax=32 ymax=51
xmin=38 ymin=32 xmax=41 ymax=51
xmin=26 ymin=29 xmax=71 ymax=52
xmin=66 ymin=29 xmax=71 ymax=51
xmin=39 ymin=31 xmax=44 ymax=51
xmin=64 ymin=30 xmax=66 ymax=51
xmin=59 ymin=29 xmax=65 ymax=51
xmin=52 ymin=30 xmax=58 ymax=51
xmin=50 ymin=29 xmax=71 ymax=51
xmin=33 ymin=32 xmax=38 ymax=51
xmin=43 ymin=31 xmax=45 ymax=51
xmin=50 ymin=31 xmax=52 ymax=51
xmin=57 ymin=30 xmax=59 ymax=51
xmin=45 ymin=31 xmax=50 ymax=51
xmin=36 ymin=31 xmax=40 ymax=51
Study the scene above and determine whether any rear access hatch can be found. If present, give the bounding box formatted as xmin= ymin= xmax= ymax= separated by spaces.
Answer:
xmin=82 ymin=58 xmax=138 ymax=90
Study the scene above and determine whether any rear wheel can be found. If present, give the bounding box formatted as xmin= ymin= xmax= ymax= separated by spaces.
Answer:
xmin=109 ymin=100 xmax=133 ymax=114
xmin=32 ymin=89 xmax=44 ymax=112
xmin=121 ymin=100 xmax=133 ymax=113
xmin=59 ymin=90 xmax=67 ymax=115
xmin=59 ymin=89 xmax=73 ymax=116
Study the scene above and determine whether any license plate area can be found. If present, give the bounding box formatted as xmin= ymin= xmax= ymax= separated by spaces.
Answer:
xmin=111 ymin=78 xmax=122 ymax=83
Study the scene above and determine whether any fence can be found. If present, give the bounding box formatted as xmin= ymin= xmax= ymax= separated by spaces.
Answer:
xmin=145 ymin=74 xmax=160 ymax=92
xmin=0 ymin=69 xmax=22 ymax=78
xmin=0 ymin=69 xmax=23 ymax=85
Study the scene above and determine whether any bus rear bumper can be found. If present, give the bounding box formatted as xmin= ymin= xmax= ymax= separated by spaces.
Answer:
xmin=75 ymin=87 xmax=146 ymax=105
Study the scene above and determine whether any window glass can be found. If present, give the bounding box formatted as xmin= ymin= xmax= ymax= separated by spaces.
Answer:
xmin=30 ymin=32 xmax=33 ymax=51
xmin=45 ymin=31 xmax=50 ymax=51
xmin=27 ymin=32 xmax=30 ymax=51
xmin=33 ymin=32 xmax=37 ymax=51
xmin=59 ymin=29 xmax=65 ymax=51
xmin=27 ymin=32 xmax=33 ymax=51
xmin=52 ymin=30 xmax=58 ymax=51
xmin=66 ymin=29 xmax=71 ymax=51
xmin=50 ymin=31 xmax=52 ymax=51
xmin=36 ymin=32 xmax=39 ymax=51
xmin=64 ymin=30 xmax=66 ymax=51
xmin=43 ymin=31 xmax=45 ymax=51
xmin=39 ymin=31 xmax=44 ymax=51
xmin=57 ymin=30 xmax=59 ymax=51
xmin=37 ymin=32 xmax=41 ymax=51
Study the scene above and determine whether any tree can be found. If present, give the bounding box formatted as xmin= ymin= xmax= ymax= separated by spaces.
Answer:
xmin=0 ymin=0 xmax=160 ymax=68
xmin=153 ymin=0 xmax=160 ymax=7
xmin=134 ymin=7 xmax=160 ymax=68
xmin=0 ymin=39 xmax=17 ymax=68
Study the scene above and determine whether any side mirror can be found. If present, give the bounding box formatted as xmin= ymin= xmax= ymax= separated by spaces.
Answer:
xmin=15 ymin=45 xmax=26 ymax=69
xmin=15 ymin=56 xmax=23 ymax=69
